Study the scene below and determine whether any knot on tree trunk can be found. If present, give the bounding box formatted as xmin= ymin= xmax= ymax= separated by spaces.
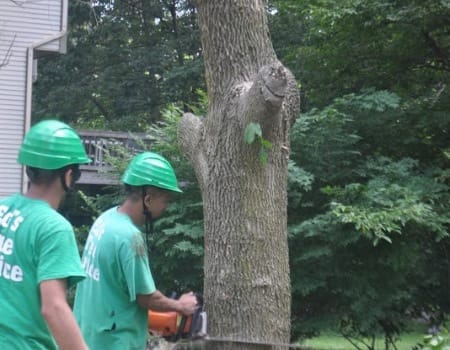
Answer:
xmin=261 ymin=64 xmax=288 ymax=99
xmin=252 ymin=62 xmax=288 ymax=116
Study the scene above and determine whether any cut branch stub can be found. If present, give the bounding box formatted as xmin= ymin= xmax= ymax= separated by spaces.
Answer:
xmin=241 ymin=61 xmax=290 ymax=141
xmin=261 ymin=64 xmax=288 ymax=99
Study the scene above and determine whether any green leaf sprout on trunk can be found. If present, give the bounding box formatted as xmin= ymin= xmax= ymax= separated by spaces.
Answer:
xmin=244 ymin=122 xmax=272 ymax=165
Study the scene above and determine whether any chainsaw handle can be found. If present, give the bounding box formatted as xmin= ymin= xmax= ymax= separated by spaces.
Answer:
xmin=172 ymin=293 xmax=202 ymax=341
xmin=168 ymin=291 xmax=191 ymax=342
xmin=172 ymin=315 xmax=188 ymax=342
xmin=189 ymin=307 xmax=200 ymax=338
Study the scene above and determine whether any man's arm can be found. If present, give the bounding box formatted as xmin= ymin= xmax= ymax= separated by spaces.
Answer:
xmin=40 ymin=279 xmax=89 ymax=350
xmin=137 ymin=290 xmax=197 ymax=316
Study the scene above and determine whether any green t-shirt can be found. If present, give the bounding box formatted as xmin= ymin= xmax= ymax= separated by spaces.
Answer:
xmin=0 ymin=193 xmax=86 ymax=349
xmin=74 ymin=206 xmax=156 ymax=350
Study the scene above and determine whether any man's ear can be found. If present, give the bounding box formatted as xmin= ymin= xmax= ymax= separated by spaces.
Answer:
xmin=64 ymin=168 xmax=73 ymax=190
xmin=143 ymin=193 xmax=152 ymax=208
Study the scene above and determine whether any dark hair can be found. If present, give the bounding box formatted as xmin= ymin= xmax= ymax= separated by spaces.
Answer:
xmin=123 ymin=184 xmax=168 ymax=201
xmin=26 ymin=164 xmax=81 ymax=186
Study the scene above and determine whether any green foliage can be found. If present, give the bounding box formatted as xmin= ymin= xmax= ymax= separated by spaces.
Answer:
xmin=421 ymin=328 xmax=450 ymax=350
xmin=244 ymin=122 xmax=273 ymax=165
xmin=33 ymin=0 xmax=204 ymax=130
xmin=269 ymin=0 xmax=450 ymax=110
xmin=291 ymin=102 xmax=362 ymax=183
xmin=244 ymin=122 xmax=263 ymax=144
xmin=288 ymin=160 xmax=315 ymax=208
xmin=76 ymin=102 xmax=205 ymax=294
xmin=143 ymin=99 xmax=205 ymax=293
xmin=185 ymin=89 xmax=208 ymax=116
xmin=150 ymin=199 xmax=204 ymax=292
xmin=330 ymin=157 xmax=450 ymax=244
xmin=288 ymin=88 xmax=450 ymax=346
xmin=30 ymin=0 xmax=450 ymax=345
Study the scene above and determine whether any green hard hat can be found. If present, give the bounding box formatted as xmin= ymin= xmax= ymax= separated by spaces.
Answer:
xmin=17 ymin=119 xmax=90 ymax=169
xmin=122 ymin=152 xmax=182 ymax=193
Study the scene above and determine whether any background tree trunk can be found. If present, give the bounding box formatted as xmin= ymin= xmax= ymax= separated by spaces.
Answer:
xmin=178 ymin=1 xmax=300 ymax=349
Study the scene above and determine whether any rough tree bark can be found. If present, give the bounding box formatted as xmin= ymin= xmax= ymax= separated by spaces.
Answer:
xmin=178 ymin=1 xmax=300 ymax=349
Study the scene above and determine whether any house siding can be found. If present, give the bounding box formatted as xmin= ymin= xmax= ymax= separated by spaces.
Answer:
xmin=0 ymin=0 xmax=66 ymax=198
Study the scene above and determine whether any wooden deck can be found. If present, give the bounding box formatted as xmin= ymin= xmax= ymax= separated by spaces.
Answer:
xmin=77 ymin=130 xmax=152 ymax=185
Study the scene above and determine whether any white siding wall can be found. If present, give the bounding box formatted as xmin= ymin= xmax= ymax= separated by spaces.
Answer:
xmin=0 ymin=0 xmax=66 ymax=198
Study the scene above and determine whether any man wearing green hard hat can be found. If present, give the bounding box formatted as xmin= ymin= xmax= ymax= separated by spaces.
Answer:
xmin=0 ymin=119 xmax=90 ymax=349
xmin=73 ymin=152 xmax=198 ymax=350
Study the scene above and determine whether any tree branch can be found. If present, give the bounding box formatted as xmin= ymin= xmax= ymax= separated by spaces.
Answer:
xmin=240 ymin=61 xmax=289 ymax=135
xmin=178 ymin=112 xmax=207 ymax=188
xmin=422 ymin=30 xmax=450 ymax=70
xmin=89 ymin=96 xmax=109 ymax=120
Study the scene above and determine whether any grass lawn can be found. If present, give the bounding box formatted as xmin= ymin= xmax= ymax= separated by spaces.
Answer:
xmin=300 ymin=331 xmax=424 ymax=350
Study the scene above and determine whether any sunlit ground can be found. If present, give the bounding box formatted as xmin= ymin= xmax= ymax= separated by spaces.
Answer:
xmin=301 ymin=331 xmax=424 ymax=350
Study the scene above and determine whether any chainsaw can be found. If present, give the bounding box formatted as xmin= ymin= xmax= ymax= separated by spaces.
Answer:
xmin=148 ymin=294 xmax=305 ymax=349
xmin=148 ymin=293 xmax=207 ymax=343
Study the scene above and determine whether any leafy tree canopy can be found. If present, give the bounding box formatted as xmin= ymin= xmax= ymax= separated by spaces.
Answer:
xmin=33 ymin=0 xmax=204 ymax=130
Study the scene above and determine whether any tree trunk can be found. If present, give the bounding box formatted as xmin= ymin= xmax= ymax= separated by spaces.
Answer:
xmin=178 ymin=1 xmax=300 ymax=349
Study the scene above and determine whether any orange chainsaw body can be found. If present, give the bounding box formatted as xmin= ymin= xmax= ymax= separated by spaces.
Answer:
xmin=148 ymin=310 xmax=192 ymax=337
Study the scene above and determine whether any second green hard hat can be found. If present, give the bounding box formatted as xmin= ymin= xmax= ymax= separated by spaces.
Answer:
xmin=17 ymin=119 xmax=90 ymax=169
xmin=121 ymin=152 xmax=182 ymax=193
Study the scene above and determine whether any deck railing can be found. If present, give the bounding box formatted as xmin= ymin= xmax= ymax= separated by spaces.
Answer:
xmin=77 ymin=130 xmax=151 ymax=185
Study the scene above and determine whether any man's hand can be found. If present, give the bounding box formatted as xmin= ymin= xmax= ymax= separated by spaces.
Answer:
xmin=138 ymin=290 xmax=198 ymax=315
xmin=177 ymin=292 xmax=198 ymax=316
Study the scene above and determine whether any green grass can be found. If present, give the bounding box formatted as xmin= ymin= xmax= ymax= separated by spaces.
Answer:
xmin=299 ymin=331 xmax=424 ymax=350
